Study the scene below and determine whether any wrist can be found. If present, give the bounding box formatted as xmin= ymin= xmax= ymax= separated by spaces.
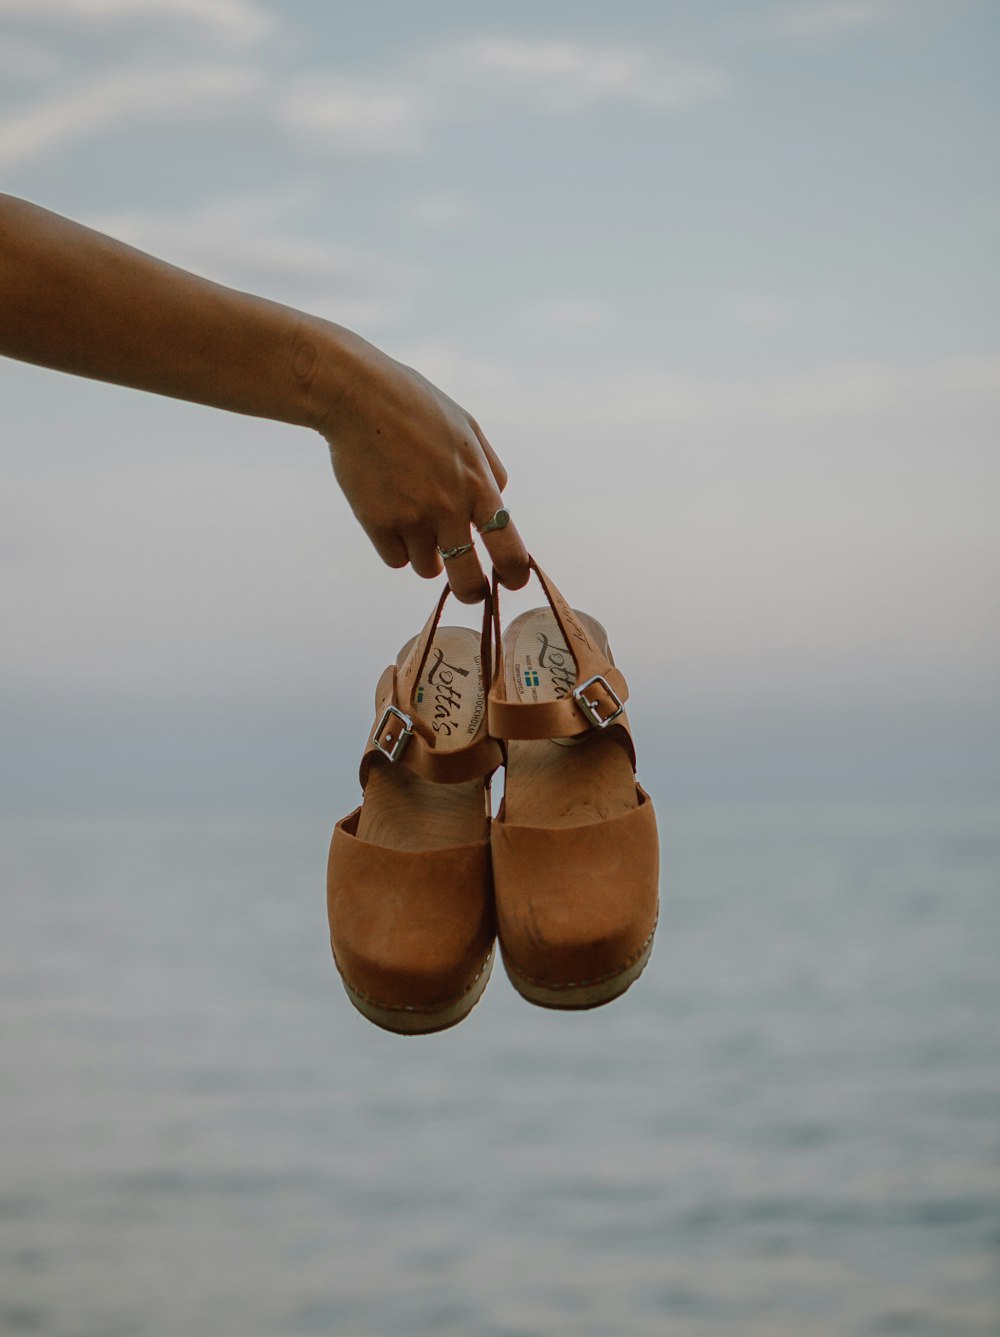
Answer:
xmin=292 ymin=316 xmax=377 ymax=436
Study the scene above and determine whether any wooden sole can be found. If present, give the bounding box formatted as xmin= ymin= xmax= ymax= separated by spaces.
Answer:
xmin=343 ymin=944 xmax=495 ymax=1035
xmin=502 ymin=926 xmax=655 ymax=1010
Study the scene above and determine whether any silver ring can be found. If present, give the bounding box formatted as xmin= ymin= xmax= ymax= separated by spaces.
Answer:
xmin=438 ymin=541 xmax=474 ymax=561
xmin=477 ymin=507 xmax=511 ymax=535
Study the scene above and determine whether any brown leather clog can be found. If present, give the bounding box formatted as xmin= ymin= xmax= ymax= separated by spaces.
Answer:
xmin=327 ymin=584 xmax=502 ymax=1034
xmin=488 ymin=559 xmax=660 ymax=1009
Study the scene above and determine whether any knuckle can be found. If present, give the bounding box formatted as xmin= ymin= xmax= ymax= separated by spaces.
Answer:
xmin=370 ymin=527 xmax=407 ymax=568
xmin=449 ymin=559 xmax=486 ymax=602
xmin=454 ymin=459 xmax=479 ymax=493
xmin=453 ymin=582 xmax=486 ymax=604
xmin=489 ymin=539 xmax=530 ymax=587
xmin=502 ymin=565 xmax=531 ymax=590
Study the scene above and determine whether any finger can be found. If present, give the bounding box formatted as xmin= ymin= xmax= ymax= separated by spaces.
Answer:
xmin=475 ymin=496 xmax=530 ymax=590
xmin=369 ymin=528 xmax=408 ymax=569
xmin=471 ymin=420 xmax=508 ymax=492
xmin=437 ymin=525 xmax=488 ymax=604
xmin=404 ymin=532 xmax=444 ymax=581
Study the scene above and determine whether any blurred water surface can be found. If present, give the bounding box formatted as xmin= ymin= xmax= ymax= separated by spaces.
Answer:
xmin=1 ymin=801 xmax=998 ymax=1336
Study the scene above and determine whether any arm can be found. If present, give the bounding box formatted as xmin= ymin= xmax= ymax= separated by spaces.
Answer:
xmin=0 ymin=194 xmax=528 ymax=601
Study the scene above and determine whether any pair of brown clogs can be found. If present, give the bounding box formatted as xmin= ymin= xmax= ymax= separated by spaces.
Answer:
xmin=326 ymin=558 xmax=660 ymax=1034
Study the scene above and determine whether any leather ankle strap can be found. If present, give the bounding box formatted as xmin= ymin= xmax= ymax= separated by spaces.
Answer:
xmin=487 ymin=558 xmax=634 ymax=763
xmin=359 ymin=583 xmax=503 ymax=787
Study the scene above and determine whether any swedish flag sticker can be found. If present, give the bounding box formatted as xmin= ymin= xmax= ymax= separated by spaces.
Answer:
xmin=525 ymin=670 xmax=540 ymax=688
xmin=416 ymin=685 xmax=424 ymax=703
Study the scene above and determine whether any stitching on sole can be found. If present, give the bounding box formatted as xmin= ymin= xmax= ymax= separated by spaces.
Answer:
xmin=503 ymin=914 xmax=658 ymax=991
xmin=333 ymin=946 xmax=495 ymax=1015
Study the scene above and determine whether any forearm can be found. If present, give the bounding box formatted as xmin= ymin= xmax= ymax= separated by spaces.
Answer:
xmin=0 ymin=195 xmax=529 ymax=600
xmin=0 ymin=193 xmax=354 ymax=429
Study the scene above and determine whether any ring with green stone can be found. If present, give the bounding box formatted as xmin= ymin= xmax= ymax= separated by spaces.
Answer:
xmin=476 ymin=508 xmax=511 ymax=535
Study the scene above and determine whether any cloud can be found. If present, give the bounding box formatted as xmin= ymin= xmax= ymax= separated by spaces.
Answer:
xmin=717 ymin=294 xmax=796 ymax=333
xmin=0 ymin=63 xmax=263 ymax=171
xmin=746 ymin=353 xmax=1000 ymax=419
xmin=405 ymin=190 xmax=478 ymax=229
xmin=772 ymin=0 xmax=901 ymax=42
xmin=447 ymin=36 xmax=731 ymax=113
xmin=1 ymin=28 xmax=730 ymax=171
xmin=277 ymin=35 xmax=730 ymax=157
xmin=0 ymin=0 xmax=273 ymax=46
xmin=512 ymin=297 xmax=616 ymax=334
xmin=280 ymin=77 xmax=428 ymax=155
xmin=715 ymin=290 xmax=853 ymax=334
xmin=388 ymin=340 xmax=515 ymax=401
xmin=0 ymin=33 xmax=63 ymax=82
xmin=498 ymin=351 xmax=1000 ymax=432
xmin=85 ymin=195 xmax=421 ymax=330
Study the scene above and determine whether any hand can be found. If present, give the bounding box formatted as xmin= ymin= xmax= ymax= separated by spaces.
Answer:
xmin=320 ymin=335 xmax=529 ymax=603
xmin=0 ymin=197 xmax=526 ymax=604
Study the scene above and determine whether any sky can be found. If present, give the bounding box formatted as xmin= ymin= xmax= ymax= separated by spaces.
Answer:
xmin=1 ymin=0 xmax=998 ymax=812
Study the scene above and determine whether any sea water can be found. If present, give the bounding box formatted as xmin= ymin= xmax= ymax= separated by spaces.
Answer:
xmin=1 ymin=801 xmax=998 ymax=1336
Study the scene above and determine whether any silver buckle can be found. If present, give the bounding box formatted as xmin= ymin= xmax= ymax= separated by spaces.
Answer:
xmin=573 ymin=674 xmax=624 ymax=729
xmin=373 ymin=705 xmax=413 ymax=762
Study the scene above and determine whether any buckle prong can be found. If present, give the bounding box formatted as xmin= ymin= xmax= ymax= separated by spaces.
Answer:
xmin=573 ymin=674 xmax=624 ymax=729
xmin=373 ymin=704 xmax=413 ymax=762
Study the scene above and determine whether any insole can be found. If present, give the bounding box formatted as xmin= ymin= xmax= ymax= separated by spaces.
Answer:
xmin=502 ymin=609 xmax=638 ymax=830
xmin=357 ymin=627 xmax=489 ymax=851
